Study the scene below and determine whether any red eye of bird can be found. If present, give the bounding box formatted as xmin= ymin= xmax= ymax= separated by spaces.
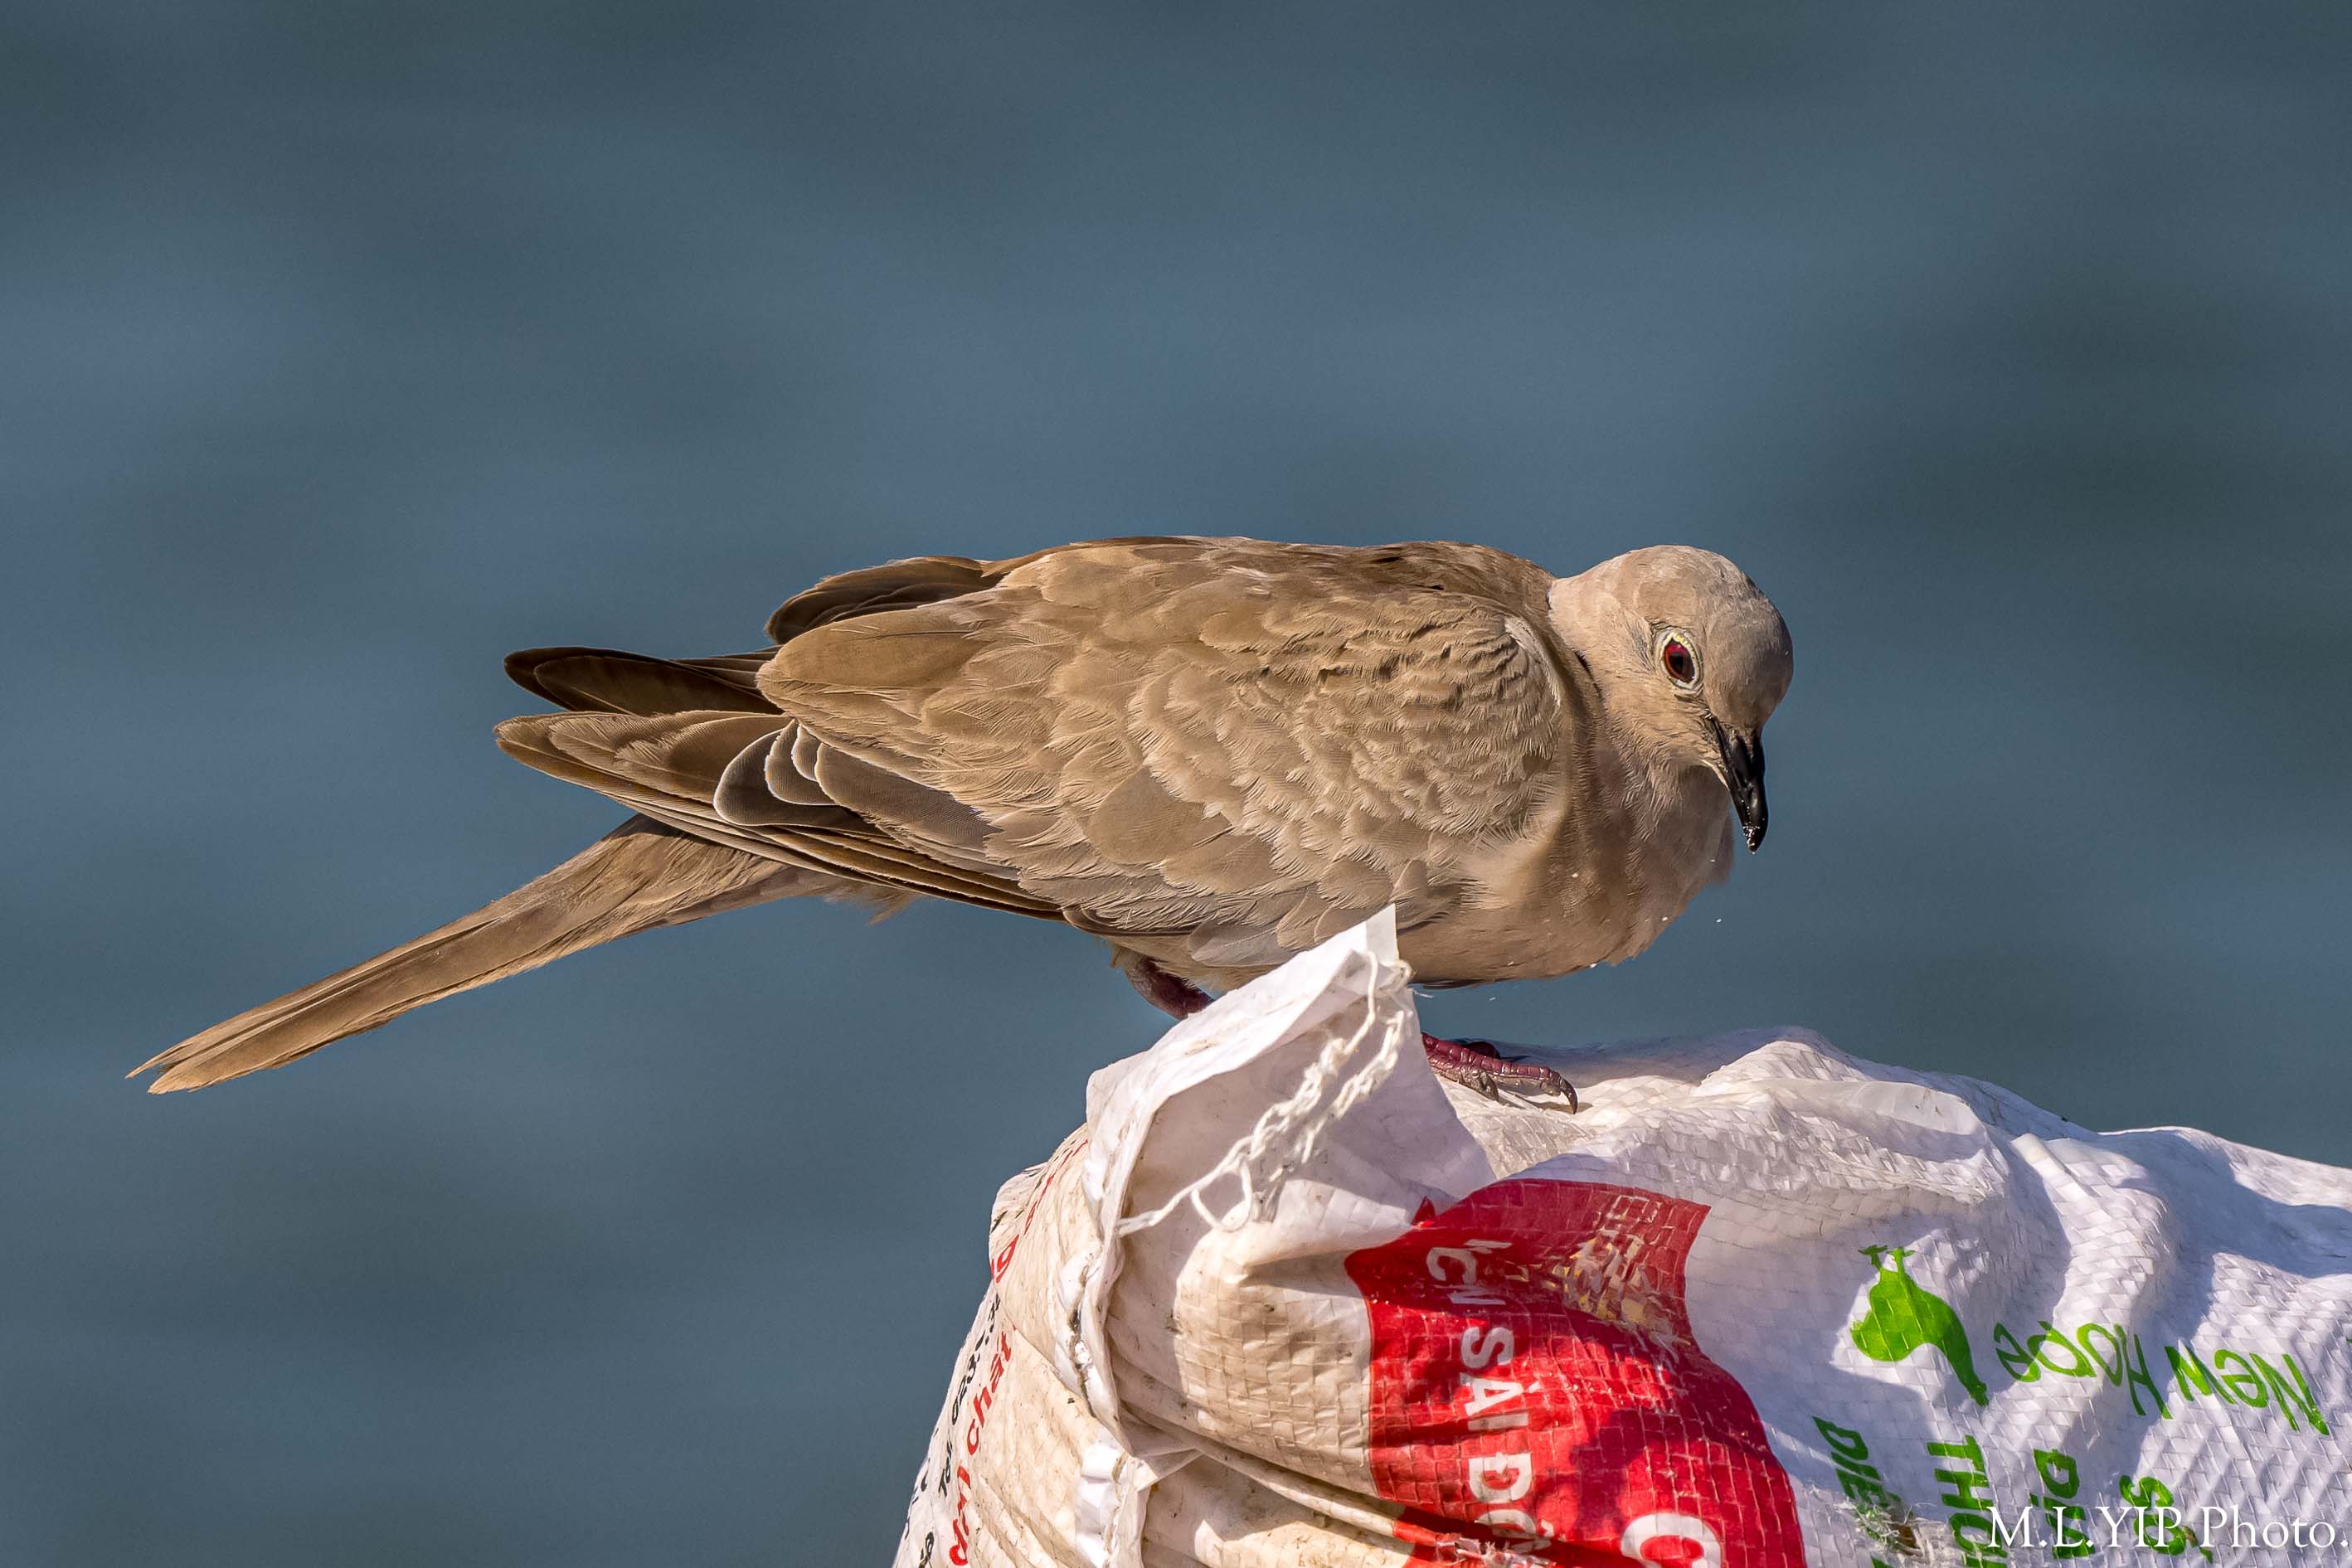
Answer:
xmin=1660 ymin=635 xmax=1697 ymax=687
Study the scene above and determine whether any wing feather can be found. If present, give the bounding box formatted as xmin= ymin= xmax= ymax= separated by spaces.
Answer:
xmin=504 ymin=647 xmax=775 ymax=715
xmin=493 ymin=538 xmax=1575 ymax=978
xmin=755 ymin=539 xmax=1572 ymax=972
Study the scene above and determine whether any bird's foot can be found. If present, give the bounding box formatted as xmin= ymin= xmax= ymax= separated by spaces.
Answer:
xmin=1119 ymin=952 xmax=1214 ymax=1020
xmin=1421 ymin=1033 xmax=1579 ymax=1112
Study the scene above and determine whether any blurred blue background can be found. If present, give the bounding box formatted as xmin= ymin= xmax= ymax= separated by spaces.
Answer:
xmin=5 ymin=4 xmax=2350 ymax=1563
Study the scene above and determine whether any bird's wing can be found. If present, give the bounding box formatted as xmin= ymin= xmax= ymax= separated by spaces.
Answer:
xmin=504 ymin=648 xmax=779 ymax=715
xmin=749 ymin=537 xmax=1577 ymax=969
xmin=758 ymin=537 xmax=1186 ymax=643
xmin=494 ymin=707 xmax=1065 ymax=918
xmin=507 ymin=546 xmax=1049 ymax=718
xmin=498 ymin=552 xmax=1080 ymax=915
xmin=765 ymin=555 xmax=1004 ymax=643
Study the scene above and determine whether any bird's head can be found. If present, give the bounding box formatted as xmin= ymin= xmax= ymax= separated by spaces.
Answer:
xmin=1548 ymin=546 xmax=1793 ymax=851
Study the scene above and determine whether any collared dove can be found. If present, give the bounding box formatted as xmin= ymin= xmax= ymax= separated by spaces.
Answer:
xmin=137 ymin=536 xmax=1791 ymax=1104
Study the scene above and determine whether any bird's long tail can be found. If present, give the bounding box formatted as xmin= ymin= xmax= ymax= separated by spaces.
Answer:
xmin=134 ymin=815 xmax=839 ymax=1093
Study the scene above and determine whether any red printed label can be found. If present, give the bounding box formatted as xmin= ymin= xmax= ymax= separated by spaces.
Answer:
xmin=1344 ymin=1179 xmax=1804 ymax=1566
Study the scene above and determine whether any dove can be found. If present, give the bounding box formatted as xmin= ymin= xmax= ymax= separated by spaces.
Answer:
xmin=137 ymin=536 xmax=1791 ymax=1104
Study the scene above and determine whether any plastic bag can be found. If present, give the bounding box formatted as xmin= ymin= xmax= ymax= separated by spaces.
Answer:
xmin=896 ymin=911 xmax=2352 ymax=1566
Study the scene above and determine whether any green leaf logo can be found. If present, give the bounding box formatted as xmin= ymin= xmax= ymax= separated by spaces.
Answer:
xmin=1849 ymin=1246 xmax=1988 ymax=1405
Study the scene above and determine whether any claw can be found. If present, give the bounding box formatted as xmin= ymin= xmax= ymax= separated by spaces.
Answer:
xmin=1421 ymin=1033 xmax=1579 ymax=1113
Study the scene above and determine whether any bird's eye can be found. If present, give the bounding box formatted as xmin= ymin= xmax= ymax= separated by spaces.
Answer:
xmin=1658 ymin=632 xmax=1699 ymax=689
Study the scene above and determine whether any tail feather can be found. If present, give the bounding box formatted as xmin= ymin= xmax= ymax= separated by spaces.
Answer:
xmin=134 ymin=815 xmax=837 ymax=1093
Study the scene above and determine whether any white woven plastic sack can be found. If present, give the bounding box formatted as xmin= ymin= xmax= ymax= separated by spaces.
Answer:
xmin=895 ymin=910 xmax=2352 ymax=1567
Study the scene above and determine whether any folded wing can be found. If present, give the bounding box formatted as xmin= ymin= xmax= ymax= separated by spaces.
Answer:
xmin=497 ymin=538 xmax=1578 ymax=977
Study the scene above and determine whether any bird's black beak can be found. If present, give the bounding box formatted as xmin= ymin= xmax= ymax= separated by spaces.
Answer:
xmin=1716 ymin=725 xmax=1767 ymax=852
